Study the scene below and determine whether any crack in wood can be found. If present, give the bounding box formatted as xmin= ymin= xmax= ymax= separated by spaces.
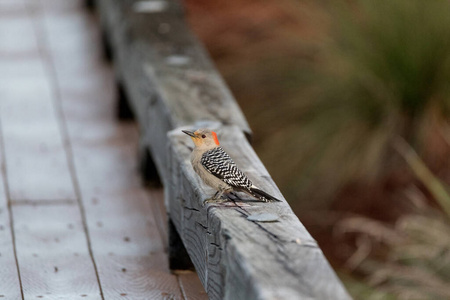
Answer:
xmin=195 ymin=222 xmax=207 ymax=230
xmin=183 ymin=206 xmax=199 ymax=212
xmin=209 ymin=243 xmax=222 ymax=250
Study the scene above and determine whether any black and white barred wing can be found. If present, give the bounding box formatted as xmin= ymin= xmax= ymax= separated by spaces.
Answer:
xmin=200 ymin=147 xmax=252 ymax=190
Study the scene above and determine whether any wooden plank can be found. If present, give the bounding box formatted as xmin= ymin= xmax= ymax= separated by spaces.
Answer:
xmin=12 ymin=205 xmax=102 ymax=299
xmin=65 ymin=119 xmax=186 ymax=299
xmin=57 ymin=80 xmax=185 ymax=297
xmin=65 ymin=125 xmax=183 ymax=299
xmin=167 ymin=126 xmax=351 ymax=300
xmin=0 ymin=0 xmax=36 ymax=56
xmin=82 ymin=187 xmax=182 ymax=299
xmin=177 ymin=271 xmax=208 ymax=300
xmin=68 ymin=127 xmax=202 ymax=299
xmin=147 ymin=188 xmax=169 ymax=250
xmin=0 ymin=0 xmax=75 ymax=202
xmin=0 ymin=140 xmax=22 ymax=299
xmin=0 ymin=2 xmax=98 ymax=298
xmin=0 ymin=5 xmax=76 ymax=202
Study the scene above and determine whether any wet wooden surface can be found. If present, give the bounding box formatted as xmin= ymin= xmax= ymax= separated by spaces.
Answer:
xmin=0 ymin=0 xmax=206 ymax=299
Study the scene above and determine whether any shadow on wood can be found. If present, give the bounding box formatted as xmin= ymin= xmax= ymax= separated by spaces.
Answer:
xmin=116 ymin=82 xmax=135 ymax=121
xmin=84 ymin=0 xmax=95 ymax=10
xmin=169 ymin=218 xmax=195 ymax=270
xmin=100 ymin=29 xmax=112 ymax=61
xmin=139 ymin=145 xmax=162 ymax=187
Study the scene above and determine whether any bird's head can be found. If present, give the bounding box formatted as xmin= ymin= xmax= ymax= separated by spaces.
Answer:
xmin=182 ymin=128 xmax=220 ymax=149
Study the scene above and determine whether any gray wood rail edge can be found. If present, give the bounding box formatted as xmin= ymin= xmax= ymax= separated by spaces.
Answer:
xmin=94 ymin=0 xmax=352 ymax=299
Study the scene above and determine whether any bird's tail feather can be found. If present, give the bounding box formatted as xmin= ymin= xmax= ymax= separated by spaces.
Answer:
xmin=249 ymin=186 xmax=281 ymax=202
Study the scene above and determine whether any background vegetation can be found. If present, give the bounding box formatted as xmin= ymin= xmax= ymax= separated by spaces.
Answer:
xmin=185 ymin=0 xmax=450 ymax=298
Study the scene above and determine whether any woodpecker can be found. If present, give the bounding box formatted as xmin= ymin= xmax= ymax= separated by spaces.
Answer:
xmin=182 ymin=128 xmax=281 ymax=202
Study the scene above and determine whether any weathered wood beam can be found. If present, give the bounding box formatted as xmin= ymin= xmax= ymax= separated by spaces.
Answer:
xmin=167 ymin=125 xmax=351 ymax=300
xmin=95 ymin=0 xmax=352 ymax=299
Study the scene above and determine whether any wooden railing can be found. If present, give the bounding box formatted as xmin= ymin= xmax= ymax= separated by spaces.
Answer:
xmin=94 ymin=0 xmax=352 ymax=299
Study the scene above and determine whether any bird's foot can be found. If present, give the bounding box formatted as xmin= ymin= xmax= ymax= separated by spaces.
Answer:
xmin=203 ymin=197 xmax=229 ymax=206
xmin=203 ymin=191 xmax=232 ymax=206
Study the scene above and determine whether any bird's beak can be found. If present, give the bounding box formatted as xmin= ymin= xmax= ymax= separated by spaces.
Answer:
xmin=182 ymin=130 xmax=196 ymax=138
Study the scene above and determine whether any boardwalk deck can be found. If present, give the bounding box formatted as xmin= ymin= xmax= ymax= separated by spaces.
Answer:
xmin=0 ymin=0 xmax=206 ymax=299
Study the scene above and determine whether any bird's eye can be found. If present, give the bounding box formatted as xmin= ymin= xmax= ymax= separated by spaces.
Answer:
xmin=202 ymin=134 xmax=206 ymax=138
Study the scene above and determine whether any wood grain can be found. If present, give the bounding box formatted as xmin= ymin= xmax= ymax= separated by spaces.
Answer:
xmin=0 ymin=65 xmax=76 ymax=201
xmin=65 ymin=115 xmax=186 ymax=300
xmin=147 ymin=188 xmax=169 ymax=249
xmin=0 ymin=0 xmax=76 ymax=202
xmin=13 ymin=205 xmax=102 ymax=299
xmin=0 ymin=139 xmax=22 ymax=299
xmin=177 ymin=270 xmax=208 ymax=300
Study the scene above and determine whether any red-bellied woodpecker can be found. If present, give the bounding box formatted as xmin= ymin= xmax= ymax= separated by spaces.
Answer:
xmin=182 ymin=128 xmax=281 ymax=202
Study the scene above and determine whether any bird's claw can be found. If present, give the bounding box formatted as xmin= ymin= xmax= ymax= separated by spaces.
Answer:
xmin=203 ymin=198 xmax=229 ymax=206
